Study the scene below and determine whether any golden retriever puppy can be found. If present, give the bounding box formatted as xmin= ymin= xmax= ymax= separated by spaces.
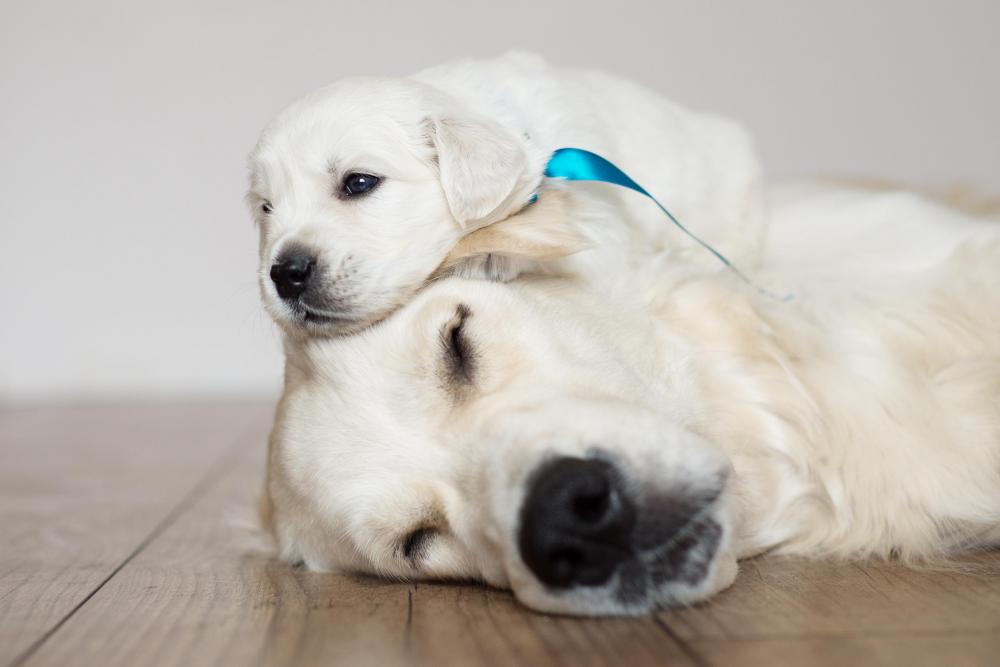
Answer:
xmin=259 ymin=182 xmax=1000 ymax=615
xmin=247 ymin=52 xmax=763 ymax=337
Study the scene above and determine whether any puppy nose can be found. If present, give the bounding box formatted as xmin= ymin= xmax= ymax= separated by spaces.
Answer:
xmin=270 ymin=252 xmax=315 ymax=300
xmin=518 ymin=457 xmax=636 ymax=589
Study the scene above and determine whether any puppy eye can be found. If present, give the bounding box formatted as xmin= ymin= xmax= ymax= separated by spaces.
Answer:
xmin=261 ymin=200 xmax=273 ymax=214
xmin=342 ymin=173 xmax=381 ymax=197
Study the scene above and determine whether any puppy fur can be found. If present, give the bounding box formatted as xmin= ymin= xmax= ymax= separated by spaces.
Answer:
xmin=247 ymin=52 xmax=764 ymax=337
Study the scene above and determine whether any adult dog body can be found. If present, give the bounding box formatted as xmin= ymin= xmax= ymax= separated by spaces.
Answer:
xmin=248 ymin=52 xmax=762 ymax=335
xmin=262 ymin=185 xmax=1000 ymax=615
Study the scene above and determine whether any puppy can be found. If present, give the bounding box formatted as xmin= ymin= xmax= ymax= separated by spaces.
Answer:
xmin=247 ymin=52 xmax=764 ymax=337
xmin=260 ymin=183 xmax=1000 ymax=616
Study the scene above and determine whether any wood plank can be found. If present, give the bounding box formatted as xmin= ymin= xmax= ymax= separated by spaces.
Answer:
xmin=10 ymin=403 xmax=1000 ymax=666
xmin=677 ymin=553 xmax=1000 ymax=666
xmin=406 ymin=582 xmax=694 ymax=666
xmin=21 ymin=425 xmax=697 ymax=667
xmin=0 ymin=402 xmax=269 ymax=665
xmin=690 ymin=632 xmax=1000 ymax=667
xmin=662 ymin=552 xmax=1000 ymax=642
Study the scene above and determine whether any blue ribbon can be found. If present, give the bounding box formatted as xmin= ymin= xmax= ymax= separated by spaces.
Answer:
xmin=542 ymin=147 xmax=790 ymax=301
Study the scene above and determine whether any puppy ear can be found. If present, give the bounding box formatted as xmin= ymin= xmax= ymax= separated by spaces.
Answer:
xmin=428 ymin=115 xmax=531 ymax=227
xmin=433 ymin=188 xmax=587 ymax=279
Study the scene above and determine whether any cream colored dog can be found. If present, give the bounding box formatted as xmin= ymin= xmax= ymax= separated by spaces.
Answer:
xmin=261 ymin=183 xmax=1000 ymax=616
xmin=247 ymin=52 xmax=762 ymax=336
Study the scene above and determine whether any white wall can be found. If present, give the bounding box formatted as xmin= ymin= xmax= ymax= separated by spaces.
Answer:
xmin=2 ymin=0 xmax=997 ymax=401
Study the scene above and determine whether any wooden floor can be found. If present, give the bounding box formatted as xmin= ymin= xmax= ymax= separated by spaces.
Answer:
xmin=2 ymin=403 xmax=998 ymax=667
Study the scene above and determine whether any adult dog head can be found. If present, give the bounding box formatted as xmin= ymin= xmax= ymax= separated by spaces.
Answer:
xmin=261 ymin=275 xmax=737 ymax=615
xmin=247 ymin=77 xmax=547 ymax=337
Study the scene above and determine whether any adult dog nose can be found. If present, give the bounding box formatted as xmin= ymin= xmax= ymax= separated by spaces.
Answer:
xmin=270 ymin=252 xmax=315 ymax=300
xmin=518 ymin=457 xmax=636 ymax=588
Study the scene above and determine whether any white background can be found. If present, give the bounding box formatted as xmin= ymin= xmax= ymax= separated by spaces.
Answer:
xmin=2 ymin=0 xmax=997 ymax=401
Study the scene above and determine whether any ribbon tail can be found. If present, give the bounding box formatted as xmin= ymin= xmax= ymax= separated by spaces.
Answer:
xmin=544 ymin=147 xmax=792 ymax=302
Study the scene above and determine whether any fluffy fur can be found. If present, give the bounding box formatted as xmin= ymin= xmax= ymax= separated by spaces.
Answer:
xmin=261 ymin=182 xmax=1000 ymax=616
xmin=247 ymin=52 xmax=763 ymax=337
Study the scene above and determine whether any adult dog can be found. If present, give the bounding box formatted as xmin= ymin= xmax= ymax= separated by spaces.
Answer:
xmin=260 ymin=183 xmax=1000 ymax=615
xmin=247 ymin=52 xmax=762 ymax=336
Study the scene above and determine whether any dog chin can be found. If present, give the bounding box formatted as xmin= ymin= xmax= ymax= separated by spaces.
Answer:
xmin=273 ymin=304 xmax=392 ymax=339
xmin=511 ymin=512 xmax=734 ymax=617
xmin=279 ymin=313 xmax=363 ymax=338
xmin=651 ymin=539 xmax=738 ymax=609
xmin=513 ymin=547 xmax=733 ymax=617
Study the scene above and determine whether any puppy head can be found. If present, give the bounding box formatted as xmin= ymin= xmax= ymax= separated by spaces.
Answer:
xmin=264 ymin=276 xmax=738 ymax=615
xmin=247 ymin=77 xmax=545 ymax=337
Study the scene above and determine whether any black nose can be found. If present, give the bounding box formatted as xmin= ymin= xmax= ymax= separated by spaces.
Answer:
xmin=270 ymin=252 xmax=315 ymax=300
xmin=518 ymin=457 xmax=636 ymax=589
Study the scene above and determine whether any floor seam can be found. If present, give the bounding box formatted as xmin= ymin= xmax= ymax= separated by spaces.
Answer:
xmin=653 ymin=617 xmax=712 ymax=667
xmin=7 ymin=415 xmax=265 ymax=667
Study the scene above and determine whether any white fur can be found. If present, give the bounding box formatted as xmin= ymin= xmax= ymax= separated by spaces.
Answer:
xmin=247 ymin=52 xmax=763 ymax=336
xmin=262 ymin=183 xmax=1000 ymax=616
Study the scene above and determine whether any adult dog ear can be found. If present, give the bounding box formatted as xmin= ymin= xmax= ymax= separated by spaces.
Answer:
xmin=428 ymin=115 xmax=532 ymax=227
xmin=432 ymin=188 xmax=588 ymax=280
